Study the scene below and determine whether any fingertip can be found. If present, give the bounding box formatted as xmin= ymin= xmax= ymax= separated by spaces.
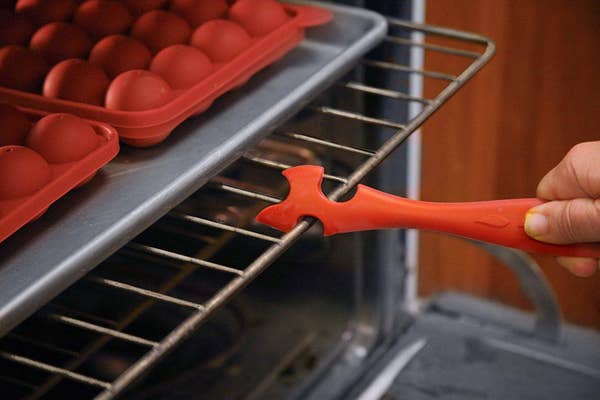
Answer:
xmin=524 ymin=211 xmax=549 ymax=238
xmin=556 ymin=257 xmax=598 ymax=277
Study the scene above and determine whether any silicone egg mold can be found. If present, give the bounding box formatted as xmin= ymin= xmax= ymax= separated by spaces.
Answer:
xmin=0 ymin=0 xmax=332 ymax=147
xmin=0 ymin=105 xmax=119 ymax=243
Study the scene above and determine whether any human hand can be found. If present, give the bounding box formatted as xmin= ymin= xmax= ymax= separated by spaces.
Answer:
xmin=525 ymin=141 xmax=600 ymax=277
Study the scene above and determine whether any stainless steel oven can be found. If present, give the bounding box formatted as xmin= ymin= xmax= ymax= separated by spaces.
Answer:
xmin=1 ymin=1 xmax=599 ymax=399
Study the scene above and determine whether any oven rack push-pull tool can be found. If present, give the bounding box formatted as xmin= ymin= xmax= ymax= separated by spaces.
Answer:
xmin=256 ymin=165 xmax=600 ymax=258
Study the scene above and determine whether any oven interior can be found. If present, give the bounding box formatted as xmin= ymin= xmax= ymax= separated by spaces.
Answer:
xmin=1 ymin=1 xmax=599 ymax=400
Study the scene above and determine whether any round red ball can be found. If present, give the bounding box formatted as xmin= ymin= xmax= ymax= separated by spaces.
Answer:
xmin=0 ymin=145 xmax=51 ymax=199
xmin=228 ymin=0 xmax=289 ymax=36
xmin=26 ymin=113 xmax=99 ymax=163
xmin=150 ymin=44 xmax=212 ymax=89
xmin=0 ymin=104 xmax=31 ymax=146
xmin=189 ymin=19 xmax=251 ymax=62
xmin=30 ymin=22 xmax=93 ymax=65
xmin=170 ymin=0 xmax=228 ymax=27
xmin=15 ymin=0 xmax=77 ymax=26
xmin=132 ymin=10 xmax=192 ymax=54
xmin=0 ymin=10 xmax=35 ymax=46
xmin=105 ymin=70 xmax=173 ymax=111
xmin=43 ymin=59 xmax=110 ymax=106
xmin=74 ymin=0 xmax=132 ymax=40
xmin=89 ymin=34 xmax=152 ymax=79
xmin=0 ymin=45 xmax=49 ymax=92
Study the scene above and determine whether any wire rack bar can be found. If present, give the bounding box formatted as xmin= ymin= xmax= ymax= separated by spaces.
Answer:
xmin=386 ymin=18 xmax=493 ymax=45
xmin=342 ymin=81 xmax=432 ymax=105
xmin=50 ymin=315 xmax=158 ymax=347
xmin=126 ymin=243 xmax=244 ymax=276
xmin=211 ymin=183 xmax=282 ymax=204
xmin=279 ymin=131 xmax=377 ymax=156
xmin=243 ymin=155 xmax=348 ymax=184
xmin=384 ymin=36 xmax=481 ymax=58
xmin=0 ymin=352 xmax=110 ymax=389
xmin=116 ymin=247 xmax=187 ymax=268
xmin=168 ymin=212 xmax=282 ymax=244
xmin=48 ymin=305 xmax=120 ymax=329
xmin=361 ymin=59 xmax=457 ymax=81
xmin=89 ymin=277 xmax=205 ymax=310
xmin=311 ymin=106 xmax=406 ymax=130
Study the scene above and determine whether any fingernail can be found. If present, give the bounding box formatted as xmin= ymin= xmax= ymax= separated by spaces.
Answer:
xmin=524 ymin=212 xmax=549 ymax=237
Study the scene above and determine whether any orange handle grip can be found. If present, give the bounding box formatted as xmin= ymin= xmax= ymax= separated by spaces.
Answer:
xmin=256 ymin=166 xmax=600 ymax=258
xmin=324 ymin=185 xmax=600 ymax=258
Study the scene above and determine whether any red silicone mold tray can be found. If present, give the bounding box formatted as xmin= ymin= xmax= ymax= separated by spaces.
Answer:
xmin=0 ymin=0 xmax=332 ymax=147
xmin=0 ymin=105 xmax=119 ymax=243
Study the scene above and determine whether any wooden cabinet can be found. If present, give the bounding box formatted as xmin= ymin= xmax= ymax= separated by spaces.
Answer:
xmin=419 ymin=0 xmax=600 ymax=329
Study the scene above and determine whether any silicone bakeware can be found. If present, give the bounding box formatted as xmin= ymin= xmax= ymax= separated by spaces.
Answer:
xmin=0 ymin=107 xmax=119 ymax=244
xmin=0 ymin=1 xmax=332 ymax=147
xmin=0 ymin=1 xmax=386 ymax=336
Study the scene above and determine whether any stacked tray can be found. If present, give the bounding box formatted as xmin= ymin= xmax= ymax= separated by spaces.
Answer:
xmin=0 ymin=0 xmax=332 ymax=146
xmin=0 ymin=105 xmax=119 ymax=243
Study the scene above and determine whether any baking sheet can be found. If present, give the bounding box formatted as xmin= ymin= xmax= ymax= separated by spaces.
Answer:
xmin=0 ymin=2 xmax=387 ymax=336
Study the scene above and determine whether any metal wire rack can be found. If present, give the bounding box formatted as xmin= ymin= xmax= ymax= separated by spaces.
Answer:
xmin=0 ymin=18 xmax=494 ymax=399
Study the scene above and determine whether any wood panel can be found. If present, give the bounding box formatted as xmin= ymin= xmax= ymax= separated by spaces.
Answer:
xmin=418 ymin=0 xmax=600 ymax=329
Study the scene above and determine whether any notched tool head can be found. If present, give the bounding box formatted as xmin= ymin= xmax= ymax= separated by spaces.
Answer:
xmin=256 ymin=165 xmax=333 ymax=234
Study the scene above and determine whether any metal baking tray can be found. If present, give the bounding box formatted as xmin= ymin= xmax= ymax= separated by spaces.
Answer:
xmin=0 ymin=2 xmax=387 ymax=336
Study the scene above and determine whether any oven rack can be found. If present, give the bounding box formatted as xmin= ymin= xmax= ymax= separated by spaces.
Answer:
xmin=0 ymin=19 xmax=494 ymax=399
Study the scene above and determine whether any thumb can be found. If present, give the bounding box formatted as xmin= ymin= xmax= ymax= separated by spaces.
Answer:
xmin=524 ymin=198 xmax=600 ymax=244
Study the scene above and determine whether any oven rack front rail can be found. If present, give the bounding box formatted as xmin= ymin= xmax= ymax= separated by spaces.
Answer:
xmin=0 ymin=19 xmax=494 ymax=400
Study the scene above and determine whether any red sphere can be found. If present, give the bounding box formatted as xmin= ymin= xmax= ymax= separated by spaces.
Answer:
xmin=0 ymin=10 xmax=36 ymax=46
xmin=89 ymin=34 xmax=152 ymax=78
xmin=0 ymin=45 xmax=49 ymax=92
xmin=15 ymin=0 xmax=77 ymax=26
xmin=43 ymin=59 xmax=110 ymax=106
xmin=0 ymin=104 xmax=31 ymax=146
xmin=105 ymin=70 xmax=173 ymax=111
xmin=229 ymin=0 xmax=289 ymax=36
xmin=0 ymin=145 xmax=51 ymax=199
xmin=124 ymin=0 xmax=167 ymax=16
xmin=74 ymin=0 xmax=132 ymax=40
xmin=132 ymin=10 xmax=192 ymax=54
xmin=30 ymin=22 xmax=93 ymax=65
xmin=170 ymin=0 xmax=228 ymax=27
xmin=189 ymin=19 xmax=251 ymax=62
xmin=150 ymin=44 xmax=212 ymax=89
xmin=26 ymin=113 xmax=99 ymax=163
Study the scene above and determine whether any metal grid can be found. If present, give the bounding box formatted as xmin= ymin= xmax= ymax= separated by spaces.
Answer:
xmin=0 ymin=19 xmax=494 ymax=399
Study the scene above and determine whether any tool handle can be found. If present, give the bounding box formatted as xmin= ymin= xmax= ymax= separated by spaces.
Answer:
xmin=256 ymin=166 xmax=600 ymax=258
xmin=341 ymin=185 xmax=600 ymax=258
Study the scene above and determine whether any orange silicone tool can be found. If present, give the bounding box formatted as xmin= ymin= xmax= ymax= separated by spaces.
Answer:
xmin=256 ymin=165 xmax=600 ymax=258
